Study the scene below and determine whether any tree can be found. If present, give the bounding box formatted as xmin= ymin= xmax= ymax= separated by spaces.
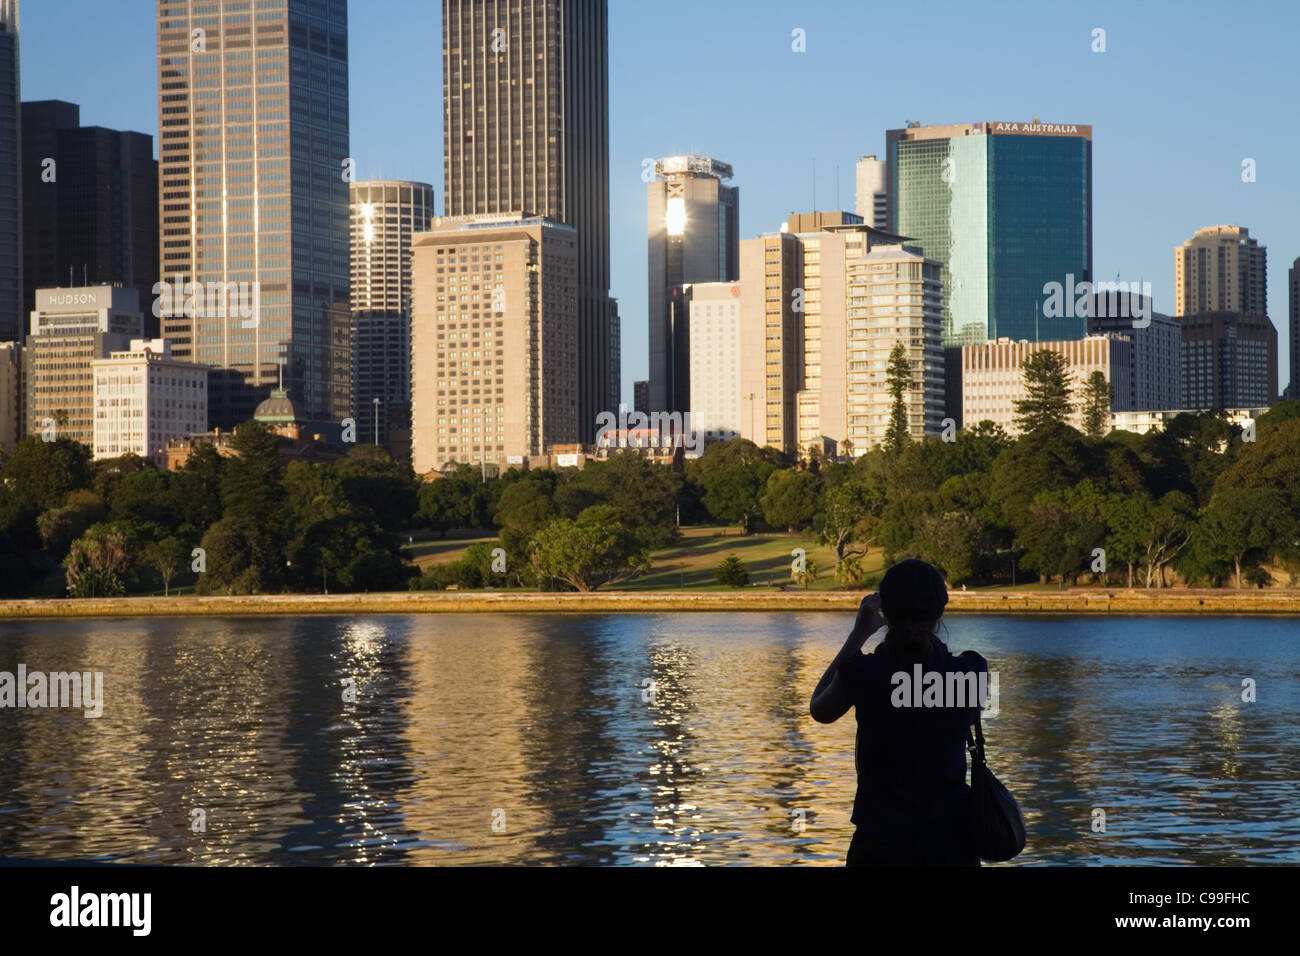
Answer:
xmin=212 ymin=422 xmax=287 ymax=592
xmin=819 ymin=477 xmax=884 ymax=581
xmin=1081 ymin=370 xmax=1111 ymax=439
xmin=792 ymin=556 xmax=819 ymax=589
xmin=110 ymin=468 xmax=176 ymax=526
xmin=1015 ymin=349 xmax=1075 ymax=434
xmin=912 ymin=511 xmax=983 ymax=586
xmin=142 ymin=536 xmax=190 ymax=596
xmin=198 ymin=515 xmax=283 ymax=595
xmin=335 ymin=446 xmax=420 ymax=532
xmin=1194 ymin=487 xmax=1290 ymax=589
xmin=419 ymin=464 xmax=487 ymax=537
xmin=884 ymin=342 xmax=915 ymax=455
xmin=715 ymin=555 xmax=750 ymax=588
xmin=36 ymin=490 xmax=106 ymax=559
xmin=167 ymin=443 xmax=226 ymax=536
xmin=555 ymin=451 xmax=682 ymax=548
xmin=699 ymin=461 xmax=777 ymax=534
xmin=528 ymin=506 xmax=650 ymax=591
xmin=1 ymin=436 xmax=92 ymax=514
xmin=760 ymin=468 xmax=821 ymax=532
xmin=64 ymin=523 xmax=135 ymax=598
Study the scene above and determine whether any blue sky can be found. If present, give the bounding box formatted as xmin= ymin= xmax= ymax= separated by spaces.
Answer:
xmin=21 ymin=0 xmax=1300 ymax=400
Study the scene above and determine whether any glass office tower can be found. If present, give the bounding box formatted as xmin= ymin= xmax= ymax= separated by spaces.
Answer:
xmin=887 ymin=121 xmax=1092 ymax=347
xmin=156 ymin=0 xmax=350 ymax=428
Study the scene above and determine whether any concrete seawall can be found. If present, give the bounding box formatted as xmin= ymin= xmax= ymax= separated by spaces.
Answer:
xmin=2 ymin=589 xmax=1300 ymax=618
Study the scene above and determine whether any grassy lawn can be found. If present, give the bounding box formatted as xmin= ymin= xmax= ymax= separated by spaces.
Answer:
xmin=404 ymin=529 xmax=500 ymax=569
xmin=409 ymin=523 xmax=886 ymax=591
xmin=622 ymin=525 xmax=868 ymax=591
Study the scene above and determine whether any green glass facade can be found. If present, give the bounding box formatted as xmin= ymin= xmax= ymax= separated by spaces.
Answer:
xmin=888 ymin=126 xmax=1091 ymax=347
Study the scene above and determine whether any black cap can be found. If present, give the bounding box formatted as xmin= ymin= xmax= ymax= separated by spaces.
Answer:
xmin=879 ymin=558 xmax=948 ymax=621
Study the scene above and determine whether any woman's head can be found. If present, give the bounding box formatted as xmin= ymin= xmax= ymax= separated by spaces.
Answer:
xmin=879 ymin=559 xmax=948 ymax=662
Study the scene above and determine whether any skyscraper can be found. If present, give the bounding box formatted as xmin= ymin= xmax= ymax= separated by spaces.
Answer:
xmin=21 ymin=101 xmax=158 ymax=332
xmin=442 ymin=0 xmax=610 ymax=442
xmin=0 ymin=0 xmax=21 ymax=343
xmin=350 ymin=179 xmax=434 ymax=450
xmin=156 ymin=0 xmax=351 ymax=429
xmin=647 ymin=155 xmax=738 ymax=414
xmin=886 ymin=120 xmax=1093 ymax=347
xmin=1175 ymin=225 xmax=1267 ymax=317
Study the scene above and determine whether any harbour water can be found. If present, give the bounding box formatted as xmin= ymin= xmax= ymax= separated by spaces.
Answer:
xmin=0 ymin=613 xmax=1296 ymax=865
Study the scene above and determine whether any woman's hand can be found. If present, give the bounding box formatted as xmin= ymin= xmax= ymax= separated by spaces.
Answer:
xmin=850 ymin=592 xmax=884 ymax=645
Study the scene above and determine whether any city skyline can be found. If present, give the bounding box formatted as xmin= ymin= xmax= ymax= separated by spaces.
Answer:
xmin=13 ymin=0 xmax=1300 ymax=402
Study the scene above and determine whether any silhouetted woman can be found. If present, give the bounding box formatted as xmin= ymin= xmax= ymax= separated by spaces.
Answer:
xmin=810 ymin=558 xmax=987 ymax=866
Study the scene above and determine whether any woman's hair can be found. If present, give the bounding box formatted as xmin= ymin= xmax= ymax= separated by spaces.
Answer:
xmin=883 ymin=615 xmax=941 ymax=665
xmin=878 ymin=558 xmax=949 ymax=664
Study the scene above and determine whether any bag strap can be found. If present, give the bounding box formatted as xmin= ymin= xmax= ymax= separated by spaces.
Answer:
xmin=966 ymin=709 xmax=986 ymax=768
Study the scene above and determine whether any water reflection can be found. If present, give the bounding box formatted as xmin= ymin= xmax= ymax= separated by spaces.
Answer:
xmin=0 ymin=613 xmax=1296 ymax=865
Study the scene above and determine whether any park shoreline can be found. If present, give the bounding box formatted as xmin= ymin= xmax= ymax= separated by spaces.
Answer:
xmin=2 ymin=588 xmax=1300 ymax=618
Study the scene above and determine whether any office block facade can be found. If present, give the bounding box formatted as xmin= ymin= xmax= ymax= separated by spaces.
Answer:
xmin=156 ymin=0 xmax=351 ymax=429
xmin=739 ymin=232 xmax=802 ymax=452
xmin=410 ymin=214 xmax=578 ymax=474
xmin=685 ymin=282 xmax=742 ymax=443
xmin=961 ymin=336 xmax=1129 ymax=437
xmin=350 ymin=179 xmax=434 ymax=449
xmin=92 ymin=338 xmax=208 ymax=466
xmin=1087 ymin=299 xmax=1182 ymax=411
xmin=646 ymin=155 xmax=738 ymax=414
xmin=23 ymin=286 xmax=143 ymax=446
xmin=1176 ymin=311 xmax=1277 ymax=410
xmin=843 ymin=245 xmax=945 ymax=451
xmin=21 ymin=100 xmax=158 ymax=333
xmin=778 ymin=213 xmax=911 ymax=450
xmin=443 ymin=0 xmax=610 ymax=443
xmin=887 ymin=120 xmax=1092 ymax=346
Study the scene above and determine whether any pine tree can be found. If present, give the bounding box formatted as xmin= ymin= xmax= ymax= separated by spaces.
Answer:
xmin=1015 ymin=349 xmax=1075 ymax=434
xmin=884 ymin=342 xmax=914 ymax=454
xmin=1081 ymin=370 xmax=1111 ymax=438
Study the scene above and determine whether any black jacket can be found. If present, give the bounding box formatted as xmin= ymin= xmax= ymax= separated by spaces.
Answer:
xmin=838 ymin=637 xmax=987 ymax=865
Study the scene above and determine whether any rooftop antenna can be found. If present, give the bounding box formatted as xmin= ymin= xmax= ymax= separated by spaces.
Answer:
xmin=835 ymin=163 xmax=840 ymax=211
xmin=812 ymin=158 xmax=816 ymax=211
